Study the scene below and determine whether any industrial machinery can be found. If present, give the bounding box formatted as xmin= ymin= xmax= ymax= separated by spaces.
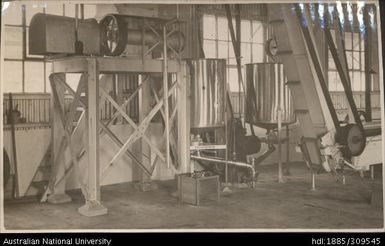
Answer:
xmin=244 ymin=62 xmax=295 ymax=181
xmin=268 ymin=3 xmax=382 ymax=189
xmin=29 ymin=13 xmax=101 ymax=55
xmin=29 ymin=13 xmax=185 ymax=57
xmin=99 ymin=14 xmax=185 ymax=56
xmin=26 ymin=11 xmax=190 ymax=216
xmin=188 ymin=59 xmax=262 ymax=186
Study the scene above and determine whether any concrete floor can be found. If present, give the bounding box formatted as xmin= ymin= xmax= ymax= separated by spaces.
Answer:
xmin=3 ymin=162 xmax=383 ymax=230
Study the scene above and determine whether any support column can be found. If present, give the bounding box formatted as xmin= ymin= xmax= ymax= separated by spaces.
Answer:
xmin=364 ymin=6 xmax=373 ymax=122
xmin=139 ymin=75 xmax=152 ymax=187
xmin=47 ymin=73 xmax=72 ymax=204
xmin=78 ymin=58 xmax=107 ymax=216
xmin=177 ymin=61 xmax=190 ymax=173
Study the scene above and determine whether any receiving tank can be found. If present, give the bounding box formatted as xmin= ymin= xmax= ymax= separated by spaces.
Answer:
xmin=187 ymin=59 xmax=227 ymax=129
xmin=244 ymin=63 xmax=295 ymax=129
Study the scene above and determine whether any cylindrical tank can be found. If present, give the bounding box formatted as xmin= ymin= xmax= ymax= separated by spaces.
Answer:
xmin=245 ymin=63 xmax=295 ymax=129
xmin=187 ymin=59 xmax=227 ymax=129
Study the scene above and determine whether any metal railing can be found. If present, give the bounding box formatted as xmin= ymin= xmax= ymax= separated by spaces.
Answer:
xmin=3 ymin=92 xmax=139 ymax=126
xmin=229 ymin=91 xmax=381 ymax=118
xmin=3 ymin=93 xmax=51 ymax=125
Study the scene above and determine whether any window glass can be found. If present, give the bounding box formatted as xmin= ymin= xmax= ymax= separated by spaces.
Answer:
xmin=360 ymin=51 xmax=365 ymax=70
xmin=352 ymin=51 xmax=360 ymax=70
xmin=203 ymin=15 xmax=216 ymax=39
xmin=352 ymin=71 xmax=362 ymax=91
xmin=202 ymin=15 xmax=265 ymax=92
xmin=352 ymin=32 xmax=360 ymax=50
xmin=25 ymin=3 xmax=45 ymax=26
xmin=241 ymin=20 xmax=251 ymax=42
xmin=328 ymin=71 xmax=337 ymax=91
xmin=64 ymin=3 xmax=76 ymax=18
xmin=335 ymin=76 xmax=343 ymax=91
xmin=252 ymin=43 xmax=264 ymax=63
xmin=228 ymin=43 xmax=236 ymax=65
xmin=217 ymin=17 xmax=228 ymax=41
xmin=45 ymin=62 xmax=53 ymax=93
xmin=241 ymin=42 xmax=251 ymax=64
xmin=66 ymin=74 xmax=82 ymax=91
xmin=25 ymin=62 xmax=45 ymax=92
xmin=84 ymin=5 xmax=97 ymax=19
xmin=252 ymin=21 xmax=264 ymax=43
xmin=217 ymin=41 xmax=228 ymax=59
xmin=344 ymin=32 xmax=352 ymax=50
xmin=346 ymin=51 xmax=353 ymax=69
xmin=228 ymin=67 xmax=239 ymax=91
xmin=360 ymin=72 xmax=366 ymax=91
xmin=4 ymin=26 xmax=23 ymax=59
xmin=3 ymin=61 xmax=23 ymax=93
xmin=2 ymin=2 xmax=22 ymax=25
xmin=45 ymin=4 xmax=64 ymax=16
xmin=203 ymin=40 xmax=216 ymax=58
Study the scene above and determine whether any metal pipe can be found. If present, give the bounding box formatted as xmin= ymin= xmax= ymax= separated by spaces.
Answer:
xmin=190 ymin=155 xmax=256 ymax=182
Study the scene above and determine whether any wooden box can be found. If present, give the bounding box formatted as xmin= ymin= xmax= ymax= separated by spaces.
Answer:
xmin=177 ymin=174 xmax=220 ymax=206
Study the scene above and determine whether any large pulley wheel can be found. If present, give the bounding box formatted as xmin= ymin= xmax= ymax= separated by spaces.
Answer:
xmin=3 ymin=149 xmax=10 ymax=188
xmin=100 ymin=14 xmax=127 ymax=56
xmin=336 ymin=124 xmax=366 ymax=157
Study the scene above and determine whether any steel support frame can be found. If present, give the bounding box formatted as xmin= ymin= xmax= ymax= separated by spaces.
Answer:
xmin=45 ymin=56 xmax=189 ymax=216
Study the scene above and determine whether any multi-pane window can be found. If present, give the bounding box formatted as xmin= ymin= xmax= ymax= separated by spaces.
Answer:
xmin=202 ymin=14 xmax=266 ymax=92
xmin=328 ymin=31 xmax=366 ymax=92
xmin=2 ymin=3 xmax=96 ymax=93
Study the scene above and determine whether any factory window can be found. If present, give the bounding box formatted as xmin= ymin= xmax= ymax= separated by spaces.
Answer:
xmin=327 ymin=31 xmax=366 ymax=92
xmin=202 ymin=14 xmax=266 ymax=92
xmin=2 ymin=3 xmax=96 ymax=93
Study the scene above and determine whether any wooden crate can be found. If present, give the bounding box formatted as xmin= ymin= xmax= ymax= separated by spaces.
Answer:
xmin=177 ymin=174 xmax=220 ymax=206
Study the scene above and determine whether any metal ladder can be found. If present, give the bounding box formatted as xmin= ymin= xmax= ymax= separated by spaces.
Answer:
xmin=268 ymin=4 xmax=333 ymax=168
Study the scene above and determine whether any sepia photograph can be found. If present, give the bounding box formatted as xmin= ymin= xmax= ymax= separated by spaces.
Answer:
xmin=0 ymin=0 xmax=384 ymax=232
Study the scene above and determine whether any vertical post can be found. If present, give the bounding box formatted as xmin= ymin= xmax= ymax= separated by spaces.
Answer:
xmin=78 ymin=58 xmax=107 ymax=217
xmin=370 ymin=165 xmax=375 ymax=180
xmin=311 ymin=170 xmax=316 ymax=191
xmin=163 ymin=25 xmax=170 ymax=169
xmin=285 ymin=125 xmax=290 ymax=175
xmin=277 ymin=108 xmax=283 ymax=183
xmin=177 ymin=61 xmax=190 ymax=173
xmin=140 ymin=76 xmax=151 ymax=183
xmin=87 ymin=58 xmax=100 ymax=201
xmin=364 ymin=6 xmax=373 ymax=122
xmin=47 ymin=73 xmax=72 ymax=204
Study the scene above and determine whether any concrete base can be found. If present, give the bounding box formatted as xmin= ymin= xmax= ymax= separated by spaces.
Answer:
xmin=47 ymin=193 xmax=72 ymax=204
xmin=78 ymin=200 xmax=108 ymax=217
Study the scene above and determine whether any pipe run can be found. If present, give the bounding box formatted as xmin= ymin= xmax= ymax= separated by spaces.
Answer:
xmin=190 ymin=154 xmax=256 ymax=186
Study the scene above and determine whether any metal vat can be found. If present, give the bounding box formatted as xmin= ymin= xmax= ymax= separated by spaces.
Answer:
xmin=188 ymin=59 xmax=227 ymax=129
xmin=245 ymin=63 xmax=295 ymax=129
